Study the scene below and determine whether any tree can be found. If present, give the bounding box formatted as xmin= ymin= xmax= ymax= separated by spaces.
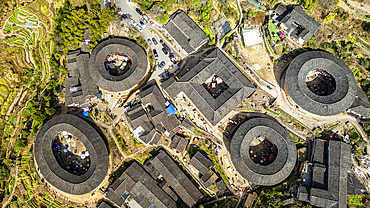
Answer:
xmin=32 ymin=111 xmax=47 ymax=123
xmin=324 ymin=13 xmax=336 ymax=22
xmin=300 ymin=0 xmax=318 ymax=11
xmin=360 ymin=58 xmax=370 ymax=69
xmin=20 ymin=129 xmax=30 ymax=138
xmin=362 ymin=21 xmax=370 ymax=33
xmin=16 ymin=137 xmax=28 ymax=148
xmin=45 ymin=107 xmax=57 ymax=116
xmin=0 ymin=165 xmax=9 ymax=182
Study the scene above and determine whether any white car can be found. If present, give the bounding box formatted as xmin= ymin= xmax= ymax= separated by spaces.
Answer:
xmin=130 ymin=19 xmax=137 ymax=26
xmin=135 ymin=24 xmax=143 ymax=33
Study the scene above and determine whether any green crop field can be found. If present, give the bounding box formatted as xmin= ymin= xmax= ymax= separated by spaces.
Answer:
xmin=269 ymin=20 xmax=281 ymax=42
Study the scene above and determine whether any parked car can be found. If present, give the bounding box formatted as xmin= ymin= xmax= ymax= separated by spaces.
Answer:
xmin=169 ymin=53 xmax=175 ymax=61
xmin=136 ymin=8 xmax=142 ymax=15
xmin=149 ymin=28 xmax=155 ymax=36
xmin=152 ymin=38 xmax=158 ymax=45
xmin=143 ymin=14 xmax=149 ymax=22
xmin=130 ymin=19 xmax=136 ymax=25
xmin=139 ymin=20 xmax=145 ymax=28
xmin=160 ymin=39 xmax=163 ymax=44
xmin=147 ymin=39 xmax=152 ymax=45
xmin=122 ymin=14 xmax=127 ymax=19
xmin=158 ymin=61 xmax=165 ymax=69
xmin=135 ymin=24 xmax=143 ymax=33
xmin=162 ymin=47 xmax=168 ymax=55
xmin=153 ymin=49 xmax=158 ymax=58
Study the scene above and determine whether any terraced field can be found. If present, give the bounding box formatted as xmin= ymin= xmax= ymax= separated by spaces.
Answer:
xmin=0 ymin=4 xmax=53 ymax=163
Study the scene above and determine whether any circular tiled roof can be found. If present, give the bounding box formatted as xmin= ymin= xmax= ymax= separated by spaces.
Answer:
xmin=285 ymin=51 xmax=357 ymax=116
xmin=89 ymin=38 xmax=148 ymax=92
xmin=230 ymin=117 xmax=297 ymax=186
xmin=34 ymin=114 xmax=109 ymax=195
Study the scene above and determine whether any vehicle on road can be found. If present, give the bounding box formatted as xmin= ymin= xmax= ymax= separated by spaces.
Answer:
xmin=147 ymin=39 xmax=152 ymax=45
xmin=143 ymin=15 xmax=149 ymax=22
xmin=162 ymin=48 xmax=168 ymax=55
xmin=152 ymin=38 xmax=158 ymax=45
xmin=130 ymin=19 xmax=137 ymax=26
xmin=149 ymin=28 xmax=155 ymax=36
xmin=117 ymin=7 xmax=122 ymax=12
xmin=135 ymin=24 xmax=143 ymax=33
xmin=136 ymin=8 xmax=142 ymax=15
xmin=158 ymin=61 xmax=165 ymax=69
xmin=122 ymin=14 xmax=127 ymax=19
xmin=153 ymin=49 xmax=158 ymax=58
xmin=139 ymin=20 xmax=145 ymax=28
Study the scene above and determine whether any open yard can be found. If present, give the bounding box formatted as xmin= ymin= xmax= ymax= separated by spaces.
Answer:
xmin=116 ymin=123 xmax=146 ymax=155
xmin=240 ymin=43 xmax=276 ymax=84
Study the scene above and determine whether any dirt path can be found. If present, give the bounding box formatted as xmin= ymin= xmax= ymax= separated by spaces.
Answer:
xmin=347 ymin=0 xmax=370 ymax=13
xmin=6 ymin=87 xmax=23 ymax=116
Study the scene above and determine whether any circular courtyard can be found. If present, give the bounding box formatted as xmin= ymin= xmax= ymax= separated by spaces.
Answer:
xmin=89 ymin=38 xmax=148 ymax=92
xmin=52 ymin=132 xmax=91 ymax=176
xmin=34 ymin=114 xmax=109 ymax=195
xmin=230 ymin=117 xmax=297 ymax=186
xmin=284 ymin=51 xmax=357 ymax=116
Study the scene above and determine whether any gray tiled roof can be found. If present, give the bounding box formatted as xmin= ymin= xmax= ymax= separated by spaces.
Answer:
xmin=309 ymin=141 xmax=351 ymax=208
xmin=138 ymin=82 xmax=180 ymax=135
xmin=126 ymin=81 xmax=181 ymax=144
xmin=108 ymin=162 xmax=178 ymax=208
xmin=285 ymin=51 xmax=357 ymax=116
xmin=106 ymin=188 xmax=124 ymax=207
xmin=125 ymin=105 xmax=156 ymax=144
xmin=34 ymin=114 xmax=109 ymax=195
xmin=274 ymin=4 xmax=287 ymax=16
xmin=65 ymin=50 xmax=99 ymax=106
xmin=311 ymin=139 xmax=328 ymax=165
xmin=165 ymin=10 xmax=209 ymax=54
xmin=312 ymin=163 xmax=327 ymax=190
xmin=162 ymin=48 xmax=256 ymax=126
xmin=98 ymin=201 xmax=114 ymax=208
xmin=230 ymin=117 xmax=297 ymax=186
xmin=215 ymin=179 xmax=228 ymax=193
xmin=181 ymin=118 xmax=195 ymax=132
xmin=347 ymin=171 xmax=366 ymax=195
xmin=189 ymin=151 xmax=214 ymax=176
xmin=170 ymin=135 xmax=188 ymax=153
xmin=213 ymin=17 xmax=231 ymax=39
xmin=298 ymin=140 xmax=352 ymax=208
xmin=200 ymin=169 xmax=218 ymax=187
xmin=148 ymin=151 xmax=203 ymax=207
xmin=297 ymin=186 xmax=310 ymax=202
xmin=89 ymin=38 xmax=148 ymax=92
xmin=349 ymin=86 xmax=370 ymax=117
xmin=276 ymin=5 xmax=321 ymax=42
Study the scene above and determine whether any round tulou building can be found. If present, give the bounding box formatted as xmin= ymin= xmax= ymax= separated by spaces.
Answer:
xmin=230 ymin=117 xmax=297 ymax=186
xmin=89 ymin=38 xmax=149 ymax=93
xmin=34 ymin=114 xmax=109 ymax=197
xmin=283 ymin=51 xmax=357 ymax=116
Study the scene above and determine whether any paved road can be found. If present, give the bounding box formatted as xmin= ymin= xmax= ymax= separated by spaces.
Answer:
xmin=117 ymin=0 xmax=172 ymax=79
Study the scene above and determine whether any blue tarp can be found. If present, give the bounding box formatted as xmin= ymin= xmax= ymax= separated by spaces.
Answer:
xmin=83 ymin=111 xmax=89 ymax=117
xmin=165 ymin=104 xmax=177 ymax=116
